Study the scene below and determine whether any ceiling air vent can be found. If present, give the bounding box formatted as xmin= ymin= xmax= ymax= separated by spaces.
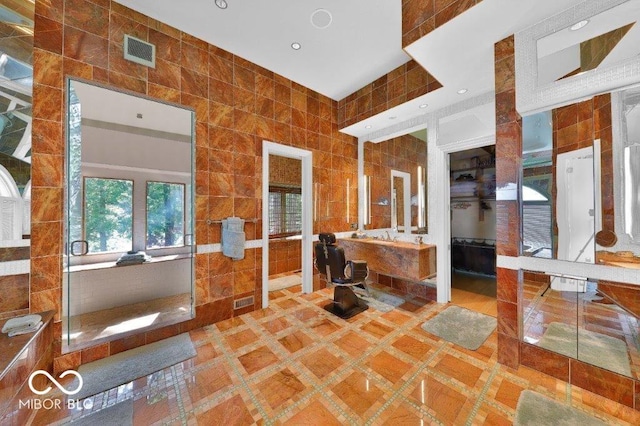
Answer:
xmin=123 ymin=34 xmax=155 ymax=68
xmin=234 ymin=296 xmax=254 ymax=310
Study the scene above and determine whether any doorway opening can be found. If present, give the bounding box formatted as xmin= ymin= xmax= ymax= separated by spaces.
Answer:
xmin=448 ymin=146 xmax=497 ymax=316
xmin=267 ymin=154 xmax=303 ymax=298
xmin=262 ymin=142 xmax=313 ymax=308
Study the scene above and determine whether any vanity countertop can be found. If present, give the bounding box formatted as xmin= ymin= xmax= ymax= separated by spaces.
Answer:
xmin=342 ymin=237 xmax=435 ymax=250
xmin=339 ymin=238 xmax=436 ymax=281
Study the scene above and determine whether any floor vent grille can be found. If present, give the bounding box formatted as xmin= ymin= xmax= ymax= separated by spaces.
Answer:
xmin=234 ymin=296 xmax=254 ymax=310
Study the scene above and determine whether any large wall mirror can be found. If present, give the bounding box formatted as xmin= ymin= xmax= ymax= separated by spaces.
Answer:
xmin=0 ymin=3 xmax=32 ymax=242
xmin=63 ymin=79 xmax=195 ymax=352
xmin=362 ymin=128 xmax=427 ymax=234
xmin=521 ymin=85 xmax=640 ymax=271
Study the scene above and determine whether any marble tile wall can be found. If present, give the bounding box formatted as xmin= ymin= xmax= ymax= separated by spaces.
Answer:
xmin=402 ymin=0 xmax=484 ymax=47
xmin=338 ymin=60 xmax=441 ymax=128
xmin=363 ymin=134 xmax=427 ymax=229
xmin=494 ymin=35 xmax=521 ymax=369
xmin=338 ymin=0 xmax=486 ymax=129
xmin=269 ymin=240 xmax=301 ymax=276
xmin=31 ymin=0 xmax=357 ymax=370
xmin=0 ymin=311 xmax=54 ymax=424
xmin=494 ymin=35 xmax=640 ymax=409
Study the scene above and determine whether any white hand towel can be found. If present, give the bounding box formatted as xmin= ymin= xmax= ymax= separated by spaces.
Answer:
xmin=221 ymin=217 xmax=245 ymax=260
xmin=2 ymin=314 xmax=42 ymax=333
xmin=8 ymin=321 xmax=43 ymax=337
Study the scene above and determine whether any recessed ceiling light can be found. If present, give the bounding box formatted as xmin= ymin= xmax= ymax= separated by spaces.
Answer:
xmin=419 ymin=103 xmax=428 ymax=109
xmin=457 ymin=88 xmax=468 ymax=94
xmin=389 ymin=116 xmax=396 ymax=120
xmin=215 ymin=0 xmax=228 ymax=9
xmin=311 ymin=9 xmax=332 ymax=29
xmin=570 ymin=20 xmax=589 ymax=31
xmin=291 ymin=42 xmax=301 ymax=50
xmin=365 ymin=125 xmax=372 ymax=129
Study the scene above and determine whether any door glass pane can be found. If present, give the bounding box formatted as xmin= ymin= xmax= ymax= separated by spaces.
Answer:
xmin=84 ymin=177 xmax=133 ymax=253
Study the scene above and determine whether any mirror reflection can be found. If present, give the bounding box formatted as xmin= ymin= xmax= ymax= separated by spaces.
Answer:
xmin=0 ymin=1 xmax=32 ymax=243
xmin=522 ymin=86 xmax=640 ymax=268
xmin=522 ymin=270 xmax=639 ymax=379
xmin=362 ymin=128 xmax=427 ymax=234
xmin=536 ymin=0 xmax=640 ymax=85
xmin=63 ymin=79 xmax=195 ymax=352
xmin=522 ymin=95 xmax=606 ymax=267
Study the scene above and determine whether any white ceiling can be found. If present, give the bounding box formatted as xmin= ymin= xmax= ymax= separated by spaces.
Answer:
xmin=71 ymin=80 xmax=192 ymax=136
xmin=114 ymin=0 xmax=593 ymax=141
xmin=113 ymin=0 xmax=409 ymax=101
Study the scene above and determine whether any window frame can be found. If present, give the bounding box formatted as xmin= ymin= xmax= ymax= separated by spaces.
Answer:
xmin=268 ymin=185 xmax=302 ymax=239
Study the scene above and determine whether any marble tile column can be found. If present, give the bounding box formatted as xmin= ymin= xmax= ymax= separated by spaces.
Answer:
xmin=494 ymin=35 xmax=521 ymax=369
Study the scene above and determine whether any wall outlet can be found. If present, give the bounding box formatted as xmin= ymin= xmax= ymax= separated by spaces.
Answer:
xmin=350 ymin=223 xmax=358 ymax=230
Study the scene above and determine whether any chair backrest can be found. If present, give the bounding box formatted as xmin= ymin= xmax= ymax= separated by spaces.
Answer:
xmin=314 ymin=237 xmax=348 ymax=283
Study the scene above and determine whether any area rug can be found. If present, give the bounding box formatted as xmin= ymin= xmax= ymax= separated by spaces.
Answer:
xmin=71 ymin=399 xmax=133 ymax=426
xmin=72 ymin=333 xmax=196 ymax=400
xmin=538 ymin=322 xmax=631 ymax=376
xmin=421 ymin=306 xmax=496 ymax=350
xmin=268 ymin=274 xmax=302 ymax=292
xmin=359 ymin=288 xmax=405 ymax=312
xmin=514 ymin=390 xmax=606 ymax=426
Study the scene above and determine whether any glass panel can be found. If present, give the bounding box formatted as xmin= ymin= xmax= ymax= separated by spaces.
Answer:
xmin=146 ymin=182 xmax=185 ymax=248
xmin=84 ymin=177 xmax=133 ymax=253
xmin=522 ymin=270 xmax=638 ymax=378
xmin=521 ymin=102 xmax=597 ymax=263
xmin=64 ymin=79 xmax=195 ymax=352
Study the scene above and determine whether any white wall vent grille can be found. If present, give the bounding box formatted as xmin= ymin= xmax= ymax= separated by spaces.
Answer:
xmin=234 ymin=296 xmax=254 ymax=310
xmin=123 ymin=35 xmax=155 ymax=68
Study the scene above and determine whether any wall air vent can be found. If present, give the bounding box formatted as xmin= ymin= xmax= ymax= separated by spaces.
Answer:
xmin=234 ymin=296 xmax=254 ymax=310
xmin=123 ymin=34 xmax=155 ymax=68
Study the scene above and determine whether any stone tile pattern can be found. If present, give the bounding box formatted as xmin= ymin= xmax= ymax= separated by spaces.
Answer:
xmin=363 ymin=133 xmax=427 ymax=229
xmin=370 ymin=271 xmax=438 ymax=301
xmin=21 ymin=287 xmax=640 ymax=425
xmin=337 ymin=61 xmax=442 ymax=129
xmin=269 ymin=240 xmax=301 ymax=276
xmin=402 ymin=0 xmax=484 ymax=47
xmin=494 ymin=35 xmax=521 ymax=369
xmin=0 ymin=311 xmax=54 ymax=424
xmin=31 ymin=0 xmax=357 ymax=370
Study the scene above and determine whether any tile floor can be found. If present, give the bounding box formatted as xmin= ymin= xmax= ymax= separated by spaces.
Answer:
xmin=450 ymin=272 xmax=497 ymax=317
xmin=30 ymin=284 xmax=640 ymax=425
xmin=62 ymin=293 xmax=192 ymax=352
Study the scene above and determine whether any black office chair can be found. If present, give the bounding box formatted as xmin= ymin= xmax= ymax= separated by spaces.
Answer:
xmin=314 ymin=233 xmax=369 ymax=319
